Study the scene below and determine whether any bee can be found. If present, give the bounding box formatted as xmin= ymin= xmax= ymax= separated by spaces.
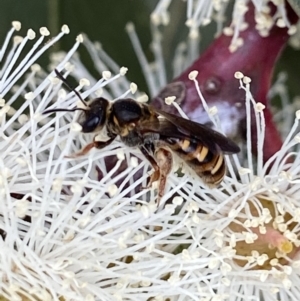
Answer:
xmin=44 ymin=69 xmax=240 ymax=205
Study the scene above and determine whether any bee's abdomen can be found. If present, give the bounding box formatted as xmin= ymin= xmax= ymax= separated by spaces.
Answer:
xmin=165 ymin=137 xmax=226 ymax=187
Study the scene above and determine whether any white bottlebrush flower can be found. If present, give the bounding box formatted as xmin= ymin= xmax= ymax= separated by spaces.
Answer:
xmin=1 ymin=11 xmax=300 ymax=301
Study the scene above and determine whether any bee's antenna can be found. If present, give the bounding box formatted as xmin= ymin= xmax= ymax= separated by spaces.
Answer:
xmin=43 ymin=107 xmax=86 ymax=115
xmin=54 ymin=69 xmax=88 ymax=107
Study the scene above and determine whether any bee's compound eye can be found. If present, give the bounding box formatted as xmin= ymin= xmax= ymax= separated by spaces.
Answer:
xmin=81 ymin=115 xmax=101 ymax=133
xmin=80 ymin=97 xmax=109 ymax=133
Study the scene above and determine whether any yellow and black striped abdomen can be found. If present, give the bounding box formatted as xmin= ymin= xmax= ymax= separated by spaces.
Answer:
xmin=165 ymin=137 xmax=226 ymax=187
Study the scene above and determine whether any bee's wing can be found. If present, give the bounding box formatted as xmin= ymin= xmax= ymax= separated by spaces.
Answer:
xmin=141 ymin=107 xmax=240 ymax=154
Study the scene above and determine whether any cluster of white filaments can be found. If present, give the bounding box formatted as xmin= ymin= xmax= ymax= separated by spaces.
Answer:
xmin=152 ymin=0 xmax=298 ymax=52
xmin=0 ymin=11 xmax=300 ymax=301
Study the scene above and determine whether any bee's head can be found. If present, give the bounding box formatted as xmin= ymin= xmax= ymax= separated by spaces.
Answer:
xmin=43 ymin=97 xmax=110 ymax=133
xmin=43 ymin=69 xmax=111 ymax=134
xmin=79 ymin=97 xmax=109 ymax=133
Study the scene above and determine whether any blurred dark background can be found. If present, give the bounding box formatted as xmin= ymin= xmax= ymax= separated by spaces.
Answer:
xmin=0 ymin=0 xmax=299 ymax=99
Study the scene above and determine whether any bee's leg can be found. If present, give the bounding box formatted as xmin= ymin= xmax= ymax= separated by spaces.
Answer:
xmin=94 ymin=136 xmax=116 ymax=149
xmin=65 ymin=142 xmax=94 ymax=158
xmin=139 ymin=146 xmax=160 ymax=187
xmin=66 ymin=136 xmax=116 ymax=158
xmin=154 ymin=148 xmax=173 ymax=206
xmin=139 ymin=146 xmax=173 ymax=205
